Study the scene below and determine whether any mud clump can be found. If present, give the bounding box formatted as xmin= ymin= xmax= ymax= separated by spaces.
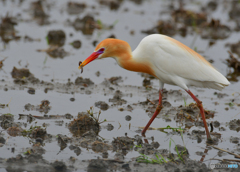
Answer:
xmin=88 ymin=159 xmax=108 ymax=171
xmin=1 ymin=113 xmax=14 ymax=121
xmin=108 ymin=76 xmax=122 ymax=85
xmin=57 ymin=134 xmax=68 ymax=150
xmin=7 ymin=127 xmax=23 ymax=137
xmin=67 ymin=2 xmax=86 ymax=15
xmin=5 ymin=154 xmax=57 ymax=171
xmin=69 ymin=145 xmax=81 ymax=156
xmin=25 ymin=143 xmax=46 ymax=155
xmin=142 ymin=78 xmax=151 ymax=87
xmin=52 ymin=161 xmax=67 ymax=171
xmin=229 ymin=119 xmax=240 ymax=131
xmin=0 ymin=14 xmax=19 ymax=43
xmin=137 ymin=143 xmax=156 ymax=155
xmin=28 ymin=153 xmax=42 ymax=162
xmin=125 ymin=115 xmax=132 ymax=121
xmin=112 ymin=136 xmax=134 ymax=152
xmin=0 ymin=113 xmax=19 ymax=129
xmin=178 ymin=103 xmax=214 ymax=121
xmin=0 ymin=137 xmax=6 ymax=144
xmin=24 ymin=35 xmax=41 ymax=42
xmin=172 ymin=9 xmax=207 ymax=26
xmin=30 ymin=0 xmax=49 ymax=25
xmin=98 ymin=0 xmax=123 ymax=10
xmin=229 ymin=1 xmax=240 ymax=23
xmin=11 ymin=67 xmax=31 ymax=78
xmin=70 ymin=15 xmax=113 ymax=34
xmin=102 ymin=152 xmax=108 ymax=158
xmin=22 ymin=126 xmax=47 ymax=139
xmin=37 ymin=30 xmax=68 ymax=58
xmin=11 ymin=67 xmax=40 ymax=84
xmin=226 ymin=51 xmax=240 ymax=82
xmin=72 ymin=15 xmax=96 ymax=35
xmin=203 ymin=1 xmax=218 ymax=12
xmin=201 ymin=19 xmax=231 ymax=40
xmin=70 ymin=40 xmax=82 ymax=49
xmin=108 ymin=34 xmax=116 ymax=38
xmin=151 ymin=141 xmax=160 ymax=149
xmin=75 ymin=77 xmax=94 ymax=86
xmin=95 ymin=101 xmax=109 ymax=111
xmin=213 ymin=121 xmax=220 ymax=128
xmin=106 ymin=123 xmax=114 ymax=131
xmin=155 ymin=20 xmax=177 ymax=36
xmin=30 ymin=127 xmax=47 ymax=138
xmin=92 ymin=140 xmax=112 ymax=153
xmin=230 ymin=136 xmax=239 ymax=144
xmin=68 ymin=112 xmax=100 ymax=136
xmin=24 ymin=100 xmax=51 ymax=114
xmin=65 ymin=113 xmax=73 ymax=119
xmin=109 ymin=90 xmax=127 ymax=105
xmin=146 ymin=100 xmax=171 ymax=114
xmin=6 ymin=154 xmax=24 ymax=163
xmin=142 ymin=20 xmax=176 ymax=36
xmin=31 ymin=1 xmax=47 ymax=18
xmin=175 ymin=144 xmax=189 ymax=155
xmin=47 ymin=47 xmax=69 ymax=58
xmin=214 ymin=92 xmax=228 ymax=98
xmin=28 ymin=87 xmax=35 ymax=95
xmin=24 ymin=103 xmax=35 ymax=111
xmin=229 ymin=41 xmax=240 ymax=58
xmin=38 ymin=100 xmax=51 ymax=113
xmin=47 ymin=30 xmax=66 ymax=46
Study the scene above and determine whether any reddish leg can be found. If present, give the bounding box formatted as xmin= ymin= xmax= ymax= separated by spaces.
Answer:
xmin=141 ymin=90 xmax=163 ymax=137
xmin=185 ymin=90 xmax=211 ymax=140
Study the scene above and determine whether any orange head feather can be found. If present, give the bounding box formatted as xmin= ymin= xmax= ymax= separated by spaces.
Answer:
xmin=95 ymin=38 xmax=132 ymax=59
xmin=78 ymin=38 xmax=132 ymax=71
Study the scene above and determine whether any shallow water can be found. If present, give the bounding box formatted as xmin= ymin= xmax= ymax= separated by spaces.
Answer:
xmin=0 ymin=0 xmax=240 ymax=171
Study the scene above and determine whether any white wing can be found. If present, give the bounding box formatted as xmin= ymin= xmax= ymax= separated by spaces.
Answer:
xmin=133 ymin=34 xmax=230 ymax=90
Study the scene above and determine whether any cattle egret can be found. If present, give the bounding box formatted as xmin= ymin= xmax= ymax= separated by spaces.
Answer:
xmin=79 ymin=34 xmax=230 ymax=140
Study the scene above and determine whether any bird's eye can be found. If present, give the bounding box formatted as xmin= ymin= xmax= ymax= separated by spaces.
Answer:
xmin=98 ymin=48 xmax=105 ymax=52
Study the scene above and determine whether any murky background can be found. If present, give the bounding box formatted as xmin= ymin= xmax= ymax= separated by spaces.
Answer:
xmin=0 ymin=0 xmax=240 ymax=171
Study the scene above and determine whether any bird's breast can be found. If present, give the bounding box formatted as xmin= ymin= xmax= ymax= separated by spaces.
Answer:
xmin=120 ymin=59 xmax=157 ymax=77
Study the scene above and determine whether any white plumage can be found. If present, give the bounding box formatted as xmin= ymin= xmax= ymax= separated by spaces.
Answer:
xmin=79 ymin=34 xmax=230 ymax=140
xmin=132 ymin=34 xmax=230 ymax=91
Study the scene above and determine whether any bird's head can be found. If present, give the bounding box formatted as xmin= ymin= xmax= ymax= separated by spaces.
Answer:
xmin=78 ymin=38 xmax=131 ymax=72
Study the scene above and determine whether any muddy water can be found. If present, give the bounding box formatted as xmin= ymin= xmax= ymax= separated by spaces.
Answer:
xmin=0 ymin=0 xmax=240 ymax=171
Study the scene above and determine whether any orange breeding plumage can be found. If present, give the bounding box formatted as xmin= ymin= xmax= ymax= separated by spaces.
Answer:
xmin=79 ymin=34 xmax=230 ymax=141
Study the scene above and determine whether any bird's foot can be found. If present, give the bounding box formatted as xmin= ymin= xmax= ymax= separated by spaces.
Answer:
xmin=141 ymin=131 xmax=146 ymax=137
xmin=206 ymin=136 xmax=216 ymax=144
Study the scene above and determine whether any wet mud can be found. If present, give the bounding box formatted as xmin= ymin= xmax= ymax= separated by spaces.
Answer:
xmin=0 ymin=0 xmax=240 ymax=172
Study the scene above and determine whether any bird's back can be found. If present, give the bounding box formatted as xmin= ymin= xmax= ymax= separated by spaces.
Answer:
xmin=132 ymin=34 xmax=230 ymax=90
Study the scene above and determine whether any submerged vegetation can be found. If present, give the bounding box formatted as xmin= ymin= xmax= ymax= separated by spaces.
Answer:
xmin=136 ymin=127 xmax=187 ymax=164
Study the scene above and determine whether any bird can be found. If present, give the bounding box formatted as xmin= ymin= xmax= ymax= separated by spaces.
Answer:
xmin=78 ymin=34 xmax=230 ymax=141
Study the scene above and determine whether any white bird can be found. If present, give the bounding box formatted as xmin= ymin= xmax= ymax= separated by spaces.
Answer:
xmin=79 ymin=34 xmax=230 ymax=140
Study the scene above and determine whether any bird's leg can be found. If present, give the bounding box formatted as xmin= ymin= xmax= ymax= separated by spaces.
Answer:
xmin=141 ymin=89 xmax=163 ymax=137
xmin=185 ymin=90 xmax=212 ymax=140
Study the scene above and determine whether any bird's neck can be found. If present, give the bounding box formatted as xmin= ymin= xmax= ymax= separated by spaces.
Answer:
xmin=115 ymin=53 xmax=156 ymax=77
